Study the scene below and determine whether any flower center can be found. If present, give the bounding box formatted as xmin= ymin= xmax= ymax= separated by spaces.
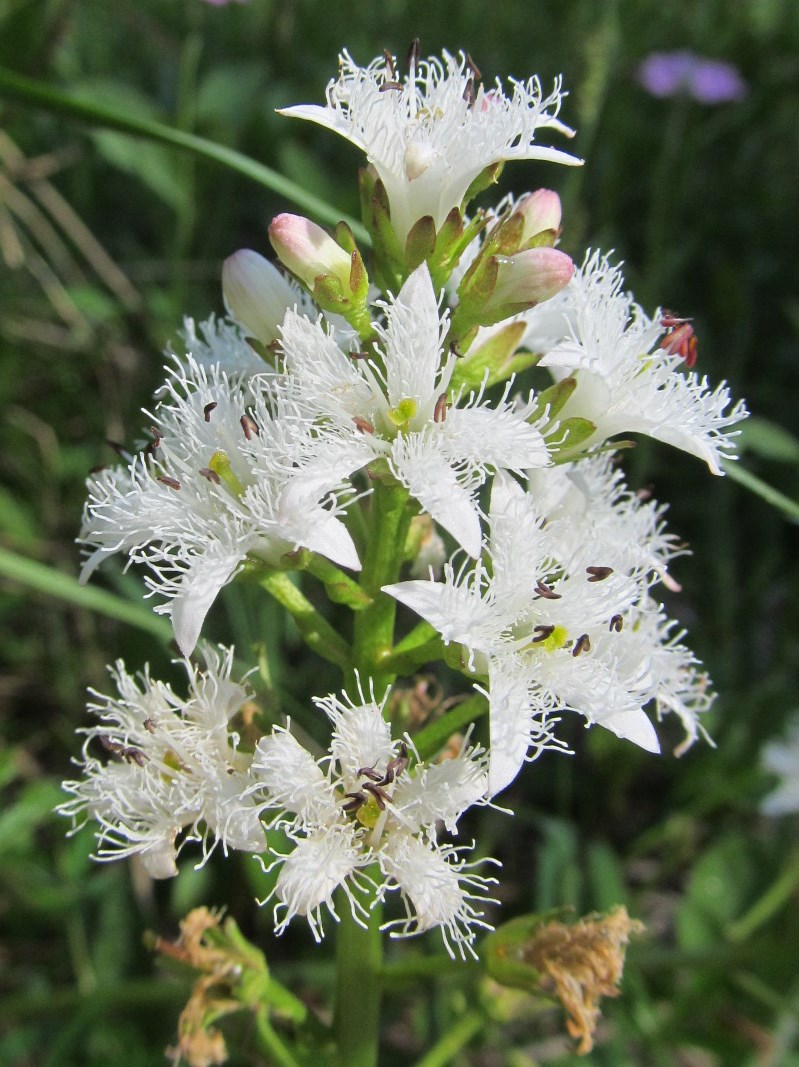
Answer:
xmin=208 ymin=450 xmax=246 ymax=497
xmin=386 ymin=397 xmax=418 ymax=433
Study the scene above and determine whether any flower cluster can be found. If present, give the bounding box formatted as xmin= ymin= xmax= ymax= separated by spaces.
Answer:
xmin=65 ymin=47 xmax=747 ymax=956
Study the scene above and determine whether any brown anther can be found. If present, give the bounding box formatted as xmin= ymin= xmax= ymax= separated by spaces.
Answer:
xmin=353 ymin=415 xmax=375 ymax=435
xmin=199 ymin=467 xmax=221 ymax=484
xmin=532 ymin=624 xmax=556 ymax=643
xmin=535 ymin=580 xmax=562 ymax=600
xmin=357 ymin=767 xmax=384 ymax=782
xmin=586 ymin=566 xmax=614 ymax=582
xmin=636 ymin=486 xmax=653 ymax=501
xmin=449 ymin=340 xmax=463 ymax=358
xmin=350 ymin=350 xmax=369 ymax=360
xmin=609 ymin=614 xmax=624 ymax=633
xmin=462 ymin=77 xmax=476 ymax=107
xmin=147 ymin=427 xmax=163 ymax=454
xmin=158 ymin=475 xmax=181 ymax=491
xmin=125 ymin=747 xmax=147 ymax=767
xmin=383 ymin=50 xmax=395 ymax=78
xmin=240 ymin=414 xmax=259 ymax=439
xmin=363 ymin=782 xmax=390 ymax=810
xmin=434 ymin=393 xmax=448 ymax=423
xmin=203 ymin=402 xmax=217 ymax=422
xmin=106 ymin=439 xmax=126 ymax=457
xmin=100 ymin=736 xmax=124 ymax=757
xmin=143 ymin=718 xmax=157 ymax=733
xmin=406 ymin=38 xmax=420 ymax=70
xmin=89 ymin=464 xmax=107 ymax=475
xmin=342 ymin=792 xmax=365 ymax=813
xmin=465 ymin=53 xmax=482 ymax=81
xmin=572 ymin=633 xmax=591 ymax=657
xmin=379 ymin=81 xmax=403 ymax=93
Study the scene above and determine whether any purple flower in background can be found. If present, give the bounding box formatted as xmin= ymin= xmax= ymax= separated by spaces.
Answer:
xmin=637 ymin=50 xmax=747 ymax=105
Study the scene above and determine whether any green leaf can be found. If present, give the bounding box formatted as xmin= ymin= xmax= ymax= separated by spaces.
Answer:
xmin=0 ymin=546 xmax=172 ymax=640
xmin=737 ymin=416 xmax=799 ymax=464
xmin=0 ymin=64 xmax=367 ymax=241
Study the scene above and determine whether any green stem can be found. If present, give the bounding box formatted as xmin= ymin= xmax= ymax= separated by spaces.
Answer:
xmin=721 ymin=459 xmax=799 ymax=524
xmin=412 ymin=1009 xmax=485 ymax=1067
xmin=254 ymin=1006 xmax=304 ymax=1067
xmin=726 ymin=848 xmax=799 ymax=943
xmin=349 ymin=479 xmax=413 ymax=695
xmin=334 ymin=888 xmax=383 ymax=1067
xmin=259 ymin=571 xmax=351 ymax=669
xmin=413 ymin=693 xmax=489 ymax=762
xmin=0 ymin=65 xmax=368 ymax=242
xmin=304 ymin=554 xmax=373 ymax=611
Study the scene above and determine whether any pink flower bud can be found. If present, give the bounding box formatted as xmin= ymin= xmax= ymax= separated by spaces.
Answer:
xmin=513 ymin=189 xmax=562 ymax=244
xmin=268 ymin=213 xmax=352 ymax=292
xmin=222 ymin=249 xmax=296 ymax=344
xmin=491 ymin=247 xmax=574 ymax=309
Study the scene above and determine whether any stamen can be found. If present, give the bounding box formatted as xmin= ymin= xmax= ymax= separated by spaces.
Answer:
xmin=363 ymin=782 xmax=390 ymax=810
xmin=609 ymin=615 xmax=624 ymax=633
xmin=353 ymin=415 xmax=375 ymax=434
xmin=356 ymin=767 xmax=383 ymax=782
xmin=106 ymin=440 xmax=126 ymax=457
xmin=434 ymin=393 xmax=448 ymax=423
xmin=199 ymin=467 xmax=221 ymax=484
xmin=535 ymin=580 xmax=562 ymax=600
xmin=462 ymin=77 xmax=476 ymax=107
xmin=240 ymin=414 xmax=259 ymax=440
xmin=532 ymin=624 xmax=556 ymax=643
xmin=157 ymin=475 xmax=181 ymax=491
xmin=466 ymin=53 xmax=482 ymax=81
xmin=572 ymin=633 xmax=591 ymax=657
xmin=383 ymin=49 xmax=395 ymax=79
xmin=406 ymin=38 xmax=420 ymax=72
xmin=380 ymin=81 xmax=403 ymax=93
xmin=203 ymin=401 xmax=217 ymax=422
xmin=586 ymin=566 xmax=613 ymax=582
xmin=143 ymin=718 xmax=157 ymax=733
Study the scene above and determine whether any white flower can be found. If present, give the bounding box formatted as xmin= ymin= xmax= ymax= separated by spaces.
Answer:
xmin=79 ymin=357 xmax=364 ymax=655
xmin=179 ymin=314 xmax=273 ymax=379
xmin=762 ymin=715 xmax=799 ymax=816
xmin=280 ymin=262 xmax=551 ymax=557
xmin=252 ymin=687 xmax=496 ymax=958
xmin=386 ymin=465 xmax=712 ymax=794
xmin=59 ymin=645 xmax=263 ymax=878
xmin=280 ymin=49 xmax=580 ymax=244
xmin=523 ymin=251 xmax=748 ymax=472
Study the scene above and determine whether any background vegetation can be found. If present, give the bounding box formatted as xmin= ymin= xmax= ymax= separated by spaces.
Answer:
xmin=1 ymin=0 xmax=798 ymax=1063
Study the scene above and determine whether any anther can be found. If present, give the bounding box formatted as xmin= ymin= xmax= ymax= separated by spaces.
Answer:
xmin=353 ymin=415 xmax=375 ymax=434
xmin=572 ymin=633 xmax=591 ymax=657
xmin=609 ymin=614 xmax=624 ymax=632
xmin=586 ymin=566 xmax=613 ymax=582
xmin=636 ymin=486 xmax=653 ymax=501
xmin=89 ymin=464 xmax=107 ymax=475
xmin=380 ymin=81 xmax=403 ymax=93
xmin=532 ymin=624 xmax=556 ymax=642
xmin=406 ymin=38 xmax=420 ymax=71
xmin=466 ymin=53 xmax=482 ymax=81
xmin=106 ymin=440 xmax=126 ymax=457
xmin=363 ymin=782 xmax=390 ymax=810
xmin=157 ymin=475 xmax=181 ymax=491
xmin=147 ymin=427 xmax=163 ymax=453
xmin=240 ymin=414 xmax=259 ymax=439
xmin=203 ymin=402 xmax=217 ymax=422
xmin=356 ymin=767 xmax=383 ymax=782
xmin=535 ymin=580 xmax=562 ymax=600
xmin=383 ymin=50 xmax=395 ymax=78
xmin=143 ymin=718 xmax=157 ymax=733
xmin=449 ymin=340 xmax=463 ymax=358
xmin=434 ymin=393 xmax=448 ymax=423
xmin=199 ymin=467 xmax=221 ymax=484
xmin=462 ymin=77 xmax=476 ymax=107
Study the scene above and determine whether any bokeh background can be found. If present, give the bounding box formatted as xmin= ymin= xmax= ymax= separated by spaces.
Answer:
xmin=1 ymin=0 xmax=798 ymax=1063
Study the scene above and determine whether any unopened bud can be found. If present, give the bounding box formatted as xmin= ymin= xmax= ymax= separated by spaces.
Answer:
xmin=490 ymin=247 xmax=574 ymax=312
xmin=513 ymin=189 xmax=562 ymax=247
xmin=269 ymin=213 xmax=353 ymax=293
xmin=222 ymin=249 xmax=296 ymax=345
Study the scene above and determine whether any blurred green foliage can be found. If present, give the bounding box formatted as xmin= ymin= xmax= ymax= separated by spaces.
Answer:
xmin=1 ymin=0 xmax=798 ymax=1063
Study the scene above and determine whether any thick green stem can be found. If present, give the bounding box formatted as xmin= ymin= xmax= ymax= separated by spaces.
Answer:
xmin=259 ymin=571 xmax=351 ymax=669
xmin=413 ymin=693 xmax=489 ymax=762
xmin=349 ymin=479 xmax=413 ymax=695
xmin=334 ymin=889 xmax=383 ymax=1067
xmin=254 ymin=1007 xmax=304 ymax=1067
xmin=412 ymin=1009 xmax=485 ymax=1067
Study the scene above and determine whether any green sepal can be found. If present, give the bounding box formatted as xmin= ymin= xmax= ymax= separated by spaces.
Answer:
xmin=521 ymin=226 xmax=559 ymax=250
xmin=312 ymin=271 xmax=347 ymax=308
xmin=404 ymin=215 xmax=437 ymax=271
xmin=548 ymin=416 xmax=598 ymax=458
xmin=483 ymin=910 xmax=573 ymax=992
xmin=335 ymin=220 xmax=359 ymax=255
xmin=348 ymin=249 xmax=368 ymax=300
xmin=533 ymin=375 xmax=577 ymax=423
xmin=448 ymin=321 xmax=529 ymax=394
xmin=360 ymin=168 xmax=404 ymax=290
xmin=462 ymin=160 xmax=504 ymax=207
xmin=365 ymin=457 xmax=401 ymax=488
